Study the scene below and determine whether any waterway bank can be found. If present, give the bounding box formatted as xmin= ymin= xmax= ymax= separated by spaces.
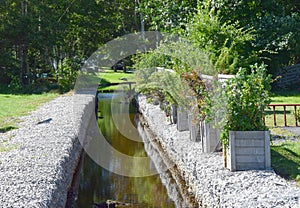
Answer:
xmin=0 ymin=93 xmax=96 ymax=207
xmin=137 ymin=95 xmax=300 ymax=207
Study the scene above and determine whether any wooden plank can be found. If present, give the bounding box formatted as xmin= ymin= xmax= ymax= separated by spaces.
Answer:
xmin=235 ymin=139 xmax=265 ymax=147
xmin=236 ymin=155 xmax=265 ymax=163
xmin=264 ymin=131 xmax=271 ymax=170
xmin=235 ymin=147 xmax=265 ymax=155
xmin=232 ymin=131 xmax=266 ymax=139
xmin=176 ymin=107 xmax=189 ymax=131
xmin=236 ymin=163 xmax=265 ymax=170
xmin=228 ymin=131 xmax=236 ymax=171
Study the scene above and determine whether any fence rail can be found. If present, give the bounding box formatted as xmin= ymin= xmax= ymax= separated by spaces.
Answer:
xmin=266 ymin=104 xmax=300 ymax=127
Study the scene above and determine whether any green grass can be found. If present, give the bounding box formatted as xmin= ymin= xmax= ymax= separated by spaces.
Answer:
xmin=97 ymin=70 xmax=136 ymax=91
xmin=266 ymin=90 xmax=300 ymax=186
xmin=0 ymin=93 xmax=59 ymax=133
xmin=265 ymin=90 xmax=300 ymax=127
xmin=271 ymin=139 xmax=300 ymax=186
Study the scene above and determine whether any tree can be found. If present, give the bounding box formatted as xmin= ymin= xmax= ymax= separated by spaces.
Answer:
xmin=186 ymin=5 xmax=257 ymax=74
xmin=0 ymin=0 xmax=137 ymax=90
xmin=204 ymin=0 xmax=300 ymax=72
xmin=137 ymin=0 xmax=197 ymax=33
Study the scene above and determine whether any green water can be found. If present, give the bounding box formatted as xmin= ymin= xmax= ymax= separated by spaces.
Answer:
xmin=75 ymin=93 xmax=176 ymax=207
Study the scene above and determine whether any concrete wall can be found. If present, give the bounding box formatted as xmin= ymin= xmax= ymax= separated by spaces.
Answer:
xmin=227 ymin=131 xmax=271 ymax=171
xmin=49 ymin=93 xmax=97 ymax=207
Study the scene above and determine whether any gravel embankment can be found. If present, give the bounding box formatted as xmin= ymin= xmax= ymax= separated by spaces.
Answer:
xmin=0 ymin=94 xmax=95 ymax=207
xmin=138 ymin=95 xmax=300 ymax=208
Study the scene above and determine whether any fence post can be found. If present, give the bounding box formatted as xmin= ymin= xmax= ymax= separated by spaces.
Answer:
xmin=284 ymin=106 xmax=287 ymax=126
xmin=272 ymin=106 xmax=277 ymax=126
xmin=295 ymin=106 xmax=298 ymax=127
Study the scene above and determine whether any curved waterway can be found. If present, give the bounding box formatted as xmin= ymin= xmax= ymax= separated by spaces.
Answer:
xmin=75 ymin=93 xmax=188 ymax=208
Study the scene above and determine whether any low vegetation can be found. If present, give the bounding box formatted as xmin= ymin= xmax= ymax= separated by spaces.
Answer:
xmin=271 ymin=139 xmax=300 ymax=186
xmin=265 ymin=89 xmax=300 ymax=186
xmin=0 ymin=92 xmax=58 ymax=133
xmin=265 ymin=90 xmax=300 ymax=127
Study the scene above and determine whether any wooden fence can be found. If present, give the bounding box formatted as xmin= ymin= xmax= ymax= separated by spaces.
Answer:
xmin=274 ymin=64 xmax=300 ymax=89
xmin=265 ymin=104 xmax=300 ymax=127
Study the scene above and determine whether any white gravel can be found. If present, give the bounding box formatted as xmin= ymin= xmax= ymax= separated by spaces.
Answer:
xmin=0 ymin=94 xmax=95 ymax=208
xmin=137 ymin=95 xmax=300 ymax=208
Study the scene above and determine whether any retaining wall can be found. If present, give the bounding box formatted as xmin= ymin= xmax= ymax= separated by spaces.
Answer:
xmin=0 ymin=93 xmax=96 ymax=207
xmin=137 ymin=95 xmax=300 ymax=207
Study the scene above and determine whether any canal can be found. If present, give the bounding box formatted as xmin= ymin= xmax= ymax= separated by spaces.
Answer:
xmin=74 ymin=93 xmax=187 ymax=208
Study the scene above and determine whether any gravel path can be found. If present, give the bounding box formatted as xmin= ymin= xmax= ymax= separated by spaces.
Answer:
xmin=283 ymin=127 xmax=300 ymax=137
xmin=0 ymin=94 xmax=94 ymax=207
xmin=138 ymin=95 xmax=300 ymax=208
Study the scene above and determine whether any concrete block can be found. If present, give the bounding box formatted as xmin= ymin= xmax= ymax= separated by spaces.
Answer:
xmin=203 ymin=121 xmax=221 ymax=153
xmin=188 ymin=116 xmax=201 ymax=142
xmin=177 ymin=106 xmax=189 ymax=131
xmin=227 ymin=131 xmax=271 ymax=171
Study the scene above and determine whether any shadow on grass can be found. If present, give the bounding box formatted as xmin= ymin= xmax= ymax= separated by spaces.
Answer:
xmin=271 ymin=146 xmax=300 ymax=184
xmin=272 ymin=89 xmax=300 ymax=97
xmin=0 ymin=83 xmax=60 ymax=95
xmin=0 ymin=125 xmax=18 ymax=133
xmin=265 ymin=109 xmax=293 ymax=115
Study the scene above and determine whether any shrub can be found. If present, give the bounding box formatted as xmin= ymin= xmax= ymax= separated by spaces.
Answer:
xmin=215 ymin=63 xmax=272 ymax=147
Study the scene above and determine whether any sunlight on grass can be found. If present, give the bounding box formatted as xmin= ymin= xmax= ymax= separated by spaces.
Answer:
xmin=271 ymin=139 xmax=300 ymax=186
xmin=97 ymin=70 xmax=136 ymax=82
xmin=265 ymin=90 xmax=300 ymax=127
xmin=0 ymin=93 xmax=58 ymax=132
xmin=97 ymin=70 xmax=136 ymax=91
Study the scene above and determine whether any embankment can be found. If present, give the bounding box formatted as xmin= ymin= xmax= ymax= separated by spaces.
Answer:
xmin=0 ymin=93 xmax=95 ymax=207
xmin=137 ymin=95 xmax=300 ymax=207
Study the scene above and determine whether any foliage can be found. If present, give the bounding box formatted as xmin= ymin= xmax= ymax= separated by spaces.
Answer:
xmin=214 ymin=63 xmax=272 ymax=146
xmin=182 ymin=71 xmax=207 ymax=121
xmin=204 ymin=0 xmax=300 ymax=72
xmin=133 ymin=41 xmax=213 ymax=120
xmin=138 ymin=0 xmax=197 ymax=33
xmin=0 ymin=0 xmax=138 ymax=90
xmin=186 ymin=6 xmax=257 ymax=74
xmin=136 ymin=68 xmax=191 ymax=111
xmin=57 ymin=58 xmax=80 ymax=92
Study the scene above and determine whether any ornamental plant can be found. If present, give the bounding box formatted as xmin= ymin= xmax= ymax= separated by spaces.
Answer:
xmin=181 ymin=71 xmax=208 ymax=122
xmin=217 ymin=63 xmax=272 ymax=147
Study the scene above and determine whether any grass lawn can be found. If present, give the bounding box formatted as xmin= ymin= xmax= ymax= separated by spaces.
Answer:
xmin=271 ymin=139 xmax=300 ymax=186
xmin=265 ymin=90 xmax=300 ymax=127
xmin=266 ymin=89 xmax=300 ymax=186
xmin=0 ymin=93 xmax=59 ymax=133
xmin=97 ymin=69 xmax=136 ymax=91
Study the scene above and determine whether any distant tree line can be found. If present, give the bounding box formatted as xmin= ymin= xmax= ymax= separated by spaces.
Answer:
xmin=0 ymin=0 xmax=299 ymax=91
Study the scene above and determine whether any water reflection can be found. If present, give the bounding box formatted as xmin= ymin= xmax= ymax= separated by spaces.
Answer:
xmin=75 ymin=93 xmax=176 ymax=207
